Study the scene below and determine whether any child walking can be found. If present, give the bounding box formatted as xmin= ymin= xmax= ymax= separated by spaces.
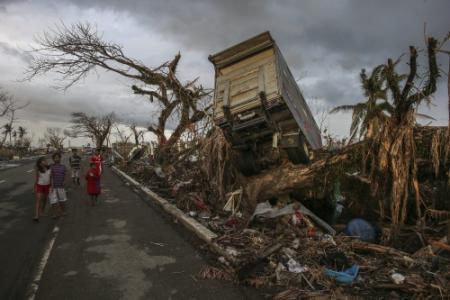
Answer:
xmin=69 ymin=148 xmax=81 ymax=185
xmin=33 ymin=157 xmax=51 ymax=222
xmin=49 ymin=152 xmax=68 ymax=218
xmin=86 ymin=161 xmax=101 ymax=206
xmin=91 ymin=148 xmax=103 ymax=175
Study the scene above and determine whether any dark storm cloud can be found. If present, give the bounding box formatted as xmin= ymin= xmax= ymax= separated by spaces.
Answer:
xmin=61 ymin=0 xmax=450 ymax=104
xmin=0 ymin=41 xmax=32 ymax=63
xmin=1 ymin=0 xmax=448 ymax=142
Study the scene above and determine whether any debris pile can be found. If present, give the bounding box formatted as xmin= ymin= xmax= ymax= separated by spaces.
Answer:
xmin=210 ymin=215 xmax=450 ymax=299
xmin=117 ymin=124 xmax=450 ymax=299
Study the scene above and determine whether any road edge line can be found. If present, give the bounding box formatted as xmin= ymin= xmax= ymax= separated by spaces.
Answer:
xmin=111 ymin=166 xmax=239 ymax=264
xmin=26 ymin=225 xmax=60 ymax=300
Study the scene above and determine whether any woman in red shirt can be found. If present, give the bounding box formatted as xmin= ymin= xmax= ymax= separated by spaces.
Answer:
xmin=85 ymin=161 xmax=101 ymax=206
xmin=90 ymin=149 xmax=103 ymax=175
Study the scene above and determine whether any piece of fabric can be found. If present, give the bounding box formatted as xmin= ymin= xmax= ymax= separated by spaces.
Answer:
xmin=50 ymin=164 xmax=66 ymax=188
xmin=37 ymin=169 xmax=51 ymax=185
xmin=49 ymin=188 xmax=67 ymax=204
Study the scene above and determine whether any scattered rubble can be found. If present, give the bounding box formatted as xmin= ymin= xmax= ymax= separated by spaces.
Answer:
xmin=115 ymin=123 xmax=450 ymax=299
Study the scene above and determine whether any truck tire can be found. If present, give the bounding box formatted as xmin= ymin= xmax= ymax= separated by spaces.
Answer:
xmin=236 ymin=150 xmax=259 ymax=176
xmin=285 ymin=136 xmax=310 ymax=164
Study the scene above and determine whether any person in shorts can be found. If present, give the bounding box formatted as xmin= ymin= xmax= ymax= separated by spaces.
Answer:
xmin=49 ymin=152 xmax=68 ymax=218
xmin=69 ymin=148 xmax=82 ymax=185
xmin=33 ymin=157 xmax=51 ymax=222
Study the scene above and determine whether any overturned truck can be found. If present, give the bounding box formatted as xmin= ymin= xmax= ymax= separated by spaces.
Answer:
xmin=209 ymin=32 xmax=322 ymax=175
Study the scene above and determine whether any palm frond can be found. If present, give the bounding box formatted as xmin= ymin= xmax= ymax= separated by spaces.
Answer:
xmin=415 ymin=112 xmax=436 ymax=120
xmin=330 ymin=104 xmax=357 ymax=114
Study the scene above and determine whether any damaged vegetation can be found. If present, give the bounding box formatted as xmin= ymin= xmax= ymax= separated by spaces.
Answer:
xmin=27 ymin=23 xmax=450 ymax=299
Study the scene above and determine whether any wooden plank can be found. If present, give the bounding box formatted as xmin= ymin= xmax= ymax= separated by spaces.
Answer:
xmin=258 ymin=65 xmax=265 ymax=93
xmin=209 ymin=31 xmax=274 ymax=69
xmin=220 ymin=49 xmax=275 ymax=76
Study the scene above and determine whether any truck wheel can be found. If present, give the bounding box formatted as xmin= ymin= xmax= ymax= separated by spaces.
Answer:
xmin=236 ymin=150 xmax=259 ymax=176
xmin=285 ymin=136 xmax=310 ymax=164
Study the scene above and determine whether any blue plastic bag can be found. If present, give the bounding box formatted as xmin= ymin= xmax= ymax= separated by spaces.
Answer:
xmin=324 ymin=264 xmax=359 ymax=285
xmin=344 ymin=218 xmax=377 ymax=242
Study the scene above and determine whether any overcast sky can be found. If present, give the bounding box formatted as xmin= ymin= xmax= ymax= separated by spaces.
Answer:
xmin=0 ymin=0 xmax=449 ymax=146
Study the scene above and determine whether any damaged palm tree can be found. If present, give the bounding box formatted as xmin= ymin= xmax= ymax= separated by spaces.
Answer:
xmin=370 ymin=37 xmax=440 ymax=229
xmin=25 ymin=22 xmax=211 ymax=162
xmin=331 ymin=66 xmax=392 ymax=142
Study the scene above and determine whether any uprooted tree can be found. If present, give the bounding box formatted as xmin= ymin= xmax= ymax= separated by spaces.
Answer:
xmin=201 ymin=35 xmax=448 ymax=227
xmin=25 ymin=22 xmax=211 ymax=162
xmin=70 ymin=112 xmax=115 ymax=149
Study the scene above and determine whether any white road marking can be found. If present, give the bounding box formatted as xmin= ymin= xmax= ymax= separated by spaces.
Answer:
xmin=26 ymin=169 xmax=34 ymax=173
xmin=0 ymin=180 xmax=6 ymax=184
xmin=27 ymin=226 xmax=60 ymax=300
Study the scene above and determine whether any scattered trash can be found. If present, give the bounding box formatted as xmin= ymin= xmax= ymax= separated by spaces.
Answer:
xmin=172 ymin=180 xmax=192 ymax=195
xmin=188 ymin=211 xmax=197 ymax=217
xmin=251 ymin=201 xmax=336 ymax=235
xmin=391 ymin=272 xmax=405 ymax=284
xmin=218 ymin=256 xmax=229 ymax=265
xmin=286 ymin=258 xmax=308 ymax=273
xmin=154 ymin=166 xmax=165 ymax=178
xmin=223 ymin=189 xmax=242 ymax=215
xmin=321 ymin=234 xmax=337 ymax=246
xmin=344 ymin=218 xmax=378 ymax=242
xmin=198 ymin=211 xmax=211 ymax=219
xmin=275 ymin=262 xmax=286 ymax=281
xmin=291 ymin=238 xmax=300 ymax=249
xmin=324 ymin=264 xmax=360 ymax=285
xmin=251 ymin=201 xmax=295 ymax=220
xmin=225 ymin=247 xmax=239 ymax=257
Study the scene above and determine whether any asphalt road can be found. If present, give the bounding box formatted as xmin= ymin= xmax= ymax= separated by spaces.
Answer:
xmin=0 ymin=158 xmax=54 ymax=300
xmin=0 ymin=156 xmax=261 ymax=300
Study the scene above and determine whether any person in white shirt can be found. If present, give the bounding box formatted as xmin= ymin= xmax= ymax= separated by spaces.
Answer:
xmin=33 ymin=157 xmax=51 ymax=222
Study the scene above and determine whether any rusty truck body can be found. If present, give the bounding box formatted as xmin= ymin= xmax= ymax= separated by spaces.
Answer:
xmin=209 ymin=31 xmax=322 ymax=175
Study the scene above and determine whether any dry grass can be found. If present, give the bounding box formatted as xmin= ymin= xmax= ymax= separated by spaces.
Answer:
xmin=199 ymin=128 xmax=238 ymax=204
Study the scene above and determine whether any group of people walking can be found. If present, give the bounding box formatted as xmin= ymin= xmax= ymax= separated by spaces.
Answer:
xmin=33 ymin=148 xmax=104 ymax=222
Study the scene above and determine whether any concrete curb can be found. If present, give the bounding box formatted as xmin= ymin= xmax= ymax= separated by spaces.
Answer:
xmin=111 ymin=166 xmax=238 ymax=263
